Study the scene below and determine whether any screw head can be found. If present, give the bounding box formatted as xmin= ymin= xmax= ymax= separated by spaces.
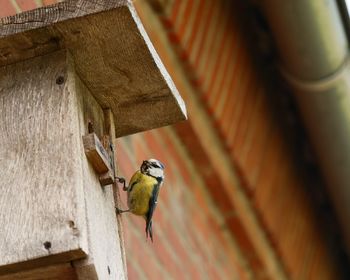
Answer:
xmin=56 ymin=76 xmax=65 ymax=85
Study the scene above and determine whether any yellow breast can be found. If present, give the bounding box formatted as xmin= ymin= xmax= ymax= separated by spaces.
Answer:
xmin=127 ymin=171 xmax=157 ymax=216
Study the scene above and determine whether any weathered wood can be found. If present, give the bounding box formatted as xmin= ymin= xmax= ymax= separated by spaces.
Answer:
xmin=103 ymin=110 xmax=117 ymax=177
xmin=98 ymin=170 xmax=115 ymax=187
xmin=83 ymin=133 xmax=112 ymax=175
xmin=0 ymin=49 xmax=126 ymax=278
xmin=0 ymin=50 xmax=87 ymax=275
xmin=104 ymin=109 xmax=128 ymax=276
xmin=0 ymin=263 xmax=77 ymax=280
xmin=83 ymin=133 xmax=115 ymax=186
xmin=0 ymin=0 xmax=187 ymax=138
xmin=70 ymin=57 xmax=126 ymax=279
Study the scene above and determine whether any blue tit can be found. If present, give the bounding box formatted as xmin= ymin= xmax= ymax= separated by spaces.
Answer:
xmin=116 ymin=159 xmax=165 ymax=242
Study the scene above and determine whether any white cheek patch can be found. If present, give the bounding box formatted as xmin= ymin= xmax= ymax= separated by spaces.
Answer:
xmin=149 ymin=167 xmax=164 ymax=179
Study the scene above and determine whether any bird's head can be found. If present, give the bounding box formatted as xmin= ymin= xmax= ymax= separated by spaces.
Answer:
xmin=140 ymin=159 xmax=165 ymax=182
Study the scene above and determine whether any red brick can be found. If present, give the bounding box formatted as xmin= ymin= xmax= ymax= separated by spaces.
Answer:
xmin=126 ymin=225 xmax=165 ymax=279
xmin=130 ymin=211 xmax=185 ymax=279
xmin=226 ymin=57 xmax=254 ymax=146
xmin=253 ymin=126 xmax=283 ymax=205
xmin=126 ymin=263 xmax=141 ymax=280
xmin=138 ymin=132 xmax=161 ymax=159
xmin=207 ymin=263 xmax=224 ymax=280
xmin=191 ymin=186 xmax=212 ymax=215
xmin=155 ymin=212 xmax=200 ymax=277
xmin=153 ymin=238 xmax=182 ymax=276
xmin=231 ymin=71 xmax=259 ymax=162
xmin=175 ymin=123 xmax=234 ymax=213
xmin=240 ymin=93 xmax=272 ymax=190
xmin=15 ymin=0 xmax=37 ymax=11
xmin=160 ymin=15 xmax=174 ymax=30
xmin=120 ymin=1 xmax=343 ymax=278
xmin=0 ymin=0 xmax=342 ymax=278
xmin=205 ymin=17 xmax=233 ymax=103
xmin=43 ymin=0 xmax=58 ymax=6
xmin=211 ymin=30 xmax=239 ymax=112
xmin=116 ymin=141 xmax=137 ymax=176
xmin=206 ymin=214 xmax=229 ymax=245
xmin=204 ymin=19 xmax=231 ymax=96
xmin=158 ymin=129 xmax=192 ymax=183
xmin=196 ymin=4 xmax=225 ymax=88
xmin=192 ymin=0 xmax=216 ymax=70
xmin=259 ymin=165 xmax=293 ymax=250
xmin=0 ymin=0 xmax=17 ymax=17
xmin=239 ymin=88 xmax=266 ymax=159
xmin=167 ymin=30 xmax=181 ymax=44
xmin=161 ymin=204 xmax=208 ymax=260
xmin=126 ymin=213 xmax=146 ymax=235
xmin=170 ymin=0 xmax=182 ymax=25
xmin=176 ymin=0 xmax=194 ymax=42
xmin=220 ymin=47 xmax=248 ymax=135
xmin=226 ymin=214 xmax=265 ymax=273
xmin=186 ymin=0 xmax=208 ymax=54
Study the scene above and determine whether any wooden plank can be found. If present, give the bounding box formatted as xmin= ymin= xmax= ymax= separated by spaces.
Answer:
xmin=0 ymin=263 xmax=77 ymax=280
xmin=83 ymin=133 xmax=112 ymax=175
xmin=98 ymin=170 xmax=115 ymax=187
xmin=0 ymin=0 xmax=128 ymax=37
xmin=0 ymin=51 xmax=87 ymax=274
xmin=82 ymin=133 xmax=115 ymax=186
xmin=104 ymin=109 xmax=128 ymax=277
xmin=0 ymin=0 xmax=187 ymax=138
xmin=70 ymin=58 xmax=126 ymax=279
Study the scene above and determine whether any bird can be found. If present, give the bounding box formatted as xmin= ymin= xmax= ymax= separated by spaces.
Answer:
xmin=116 ymin=159 xmax=165 ymax=242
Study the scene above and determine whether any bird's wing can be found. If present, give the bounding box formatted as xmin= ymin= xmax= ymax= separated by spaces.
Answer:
xmin=146 ymin=182 xmax=161 ymax=242
xmin=127 ymin=171 xmax=142 ymax=192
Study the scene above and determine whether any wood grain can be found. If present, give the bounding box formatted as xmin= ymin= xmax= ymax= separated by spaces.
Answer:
xmin=0 ymin=0 xmax=187 ymax=138
xmin=0 ymin=51 xmax=87 ymax=274
xmin=0 ymin=263 xmax=77 ymax=280
xmin=71 ymin=61 xmax=126 ymax=279
xmin=83 ymin=132 xmax=115 ymax=186
xmin=83 ymin=133 xmax=112 ymax=174
xmin=104 ymin=109 xmax=128 ymax=277
xmin=97 ymin=171 xmax=114 ymax=187
xmin=0 ymin=0 xmax=128 ymax=36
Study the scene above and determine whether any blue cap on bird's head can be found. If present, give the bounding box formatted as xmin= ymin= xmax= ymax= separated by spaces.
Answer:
xmin=141 ymin=159 xmax=165 ymax=181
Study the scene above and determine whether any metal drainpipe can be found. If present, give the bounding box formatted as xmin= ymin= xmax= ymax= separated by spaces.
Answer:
xmin=260 ymin=0 xmax=350 ymax=252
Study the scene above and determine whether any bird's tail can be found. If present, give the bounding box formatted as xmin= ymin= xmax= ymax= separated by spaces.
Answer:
xmin=146 ymin=220 xmax=153 ymax=242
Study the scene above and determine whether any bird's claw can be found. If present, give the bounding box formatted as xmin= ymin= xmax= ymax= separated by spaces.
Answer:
xmin=116 ymin=207 xmax=129 ymax=215
xmin=115 ymin=176 xmax=128 ymax=191
xmin=116 ymin=177 xmax=125 ymax=184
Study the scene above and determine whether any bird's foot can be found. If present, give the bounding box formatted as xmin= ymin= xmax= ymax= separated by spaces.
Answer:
xmin=116 ymin=177 xmax=125 ymax=183
xmin=115 ymin=176 xmax=127 ymax=191
xmin=116 ymin=207 xmax=130 ymax=215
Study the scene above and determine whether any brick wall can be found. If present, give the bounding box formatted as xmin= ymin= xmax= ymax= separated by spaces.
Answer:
xmin=138 ymin=0 xmax=342 ymax=279
xmin=117 ymin=128 xmax=249 ymax=279
xmin=0 ymin=0 xmax=345 ymax=279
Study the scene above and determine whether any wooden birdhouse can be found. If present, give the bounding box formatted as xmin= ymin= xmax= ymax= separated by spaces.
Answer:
xmin=0 ymin=0 xmax=186 ymax=279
